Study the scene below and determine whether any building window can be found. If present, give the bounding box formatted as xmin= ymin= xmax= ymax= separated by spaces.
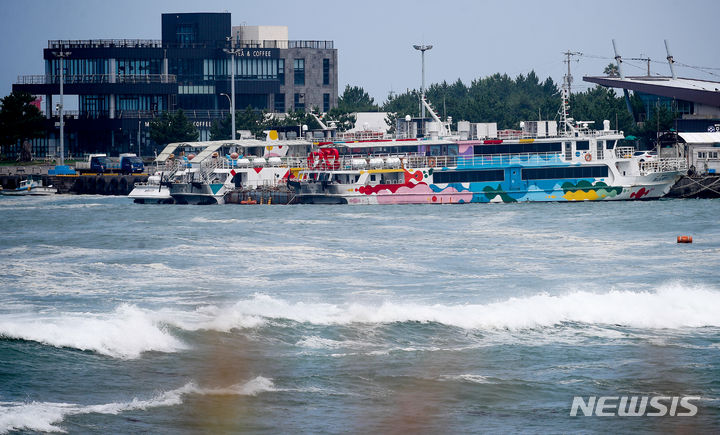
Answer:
xmin=294 ymin=93 xmax=305 ymax=111
xmin=323 ymin=59 xmax=330 ymax=85
xmin=294 ymin=59 xmax=305 ymax=86
xmin=278 ymin=59 xmax=285 ymax=84
xmin=274 ymin=94 xmax=285 ymax=113
xmin=176 ymin=24 xmax=195 ymax=44
xmin=323 ymin=93 xmax=330 ymax=112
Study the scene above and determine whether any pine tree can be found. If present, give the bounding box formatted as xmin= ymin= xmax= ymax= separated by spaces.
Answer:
xmin=149 ymin=109 xmax=198 ymax=145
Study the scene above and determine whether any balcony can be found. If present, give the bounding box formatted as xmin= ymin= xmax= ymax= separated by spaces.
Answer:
xmin=16 ymin=74 xmax=177 ymax=85
xmin=235 ymin=40 xmax=334 ymax=49
xmin=48 ymin=39 xmax=163 ymax=49
xmin=46 ymin=38 xmax=335 ymax=50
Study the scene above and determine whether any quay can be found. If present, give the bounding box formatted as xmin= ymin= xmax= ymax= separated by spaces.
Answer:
xmin=0 ymin=166 xmax=147 ymax=195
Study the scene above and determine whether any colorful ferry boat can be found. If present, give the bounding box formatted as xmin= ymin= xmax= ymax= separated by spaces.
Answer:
xmin=289 ymin=90 xmax=687 ymax=204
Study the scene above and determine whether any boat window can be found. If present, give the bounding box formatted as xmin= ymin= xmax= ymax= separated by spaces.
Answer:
xmin=576 ymin=141 xmax=590 ymax=151
xmin=522 ymin=166 xmax=609 ymax=180
xmin=433 ymin=169 xmax=505 ymax=183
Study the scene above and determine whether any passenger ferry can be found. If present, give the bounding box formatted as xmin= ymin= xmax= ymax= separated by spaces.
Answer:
xmin=289 ymin=89 xmax=687 ymax=204
xmin=142 ymin=133 xmax=311 ymax=205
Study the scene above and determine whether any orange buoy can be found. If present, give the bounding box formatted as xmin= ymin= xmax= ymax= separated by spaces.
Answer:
xmin=677 ymin=236 xmax=693 ymax=243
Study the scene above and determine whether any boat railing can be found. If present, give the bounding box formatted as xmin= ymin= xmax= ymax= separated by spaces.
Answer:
xmin=615 ymin=147 xmax=636 ymax=159
xmin=300 ymin=152 xmax=566 ymax=171
xmin=639 ymin=158 xmax=688 ymax=175
xmin=201 ymin=155 xmax=309 ymax=170
xmin=405 ymin=152 xmax=565 ymax=169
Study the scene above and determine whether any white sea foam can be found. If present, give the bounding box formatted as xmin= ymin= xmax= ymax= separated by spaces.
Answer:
xmin=163 ymin=283 xmax=720 ymax=331
xmin=0 ymin=377 xmax=275 ymax=434
xmin=0 ymin=304 xmax=186 ymax=359
xmin=440 ymin=374 xmax=493 ymax=384
xmin=190 ymin=217 xmax=242 ymax=224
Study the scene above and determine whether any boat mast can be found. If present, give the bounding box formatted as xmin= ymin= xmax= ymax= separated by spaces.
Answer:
xmin=561 ymin=50 xmax=581 ymax=135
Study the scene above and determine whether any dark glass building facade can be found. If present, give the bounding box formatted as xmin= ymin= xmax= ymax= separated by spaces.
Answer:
xmin=12 ymin=12 xmax=338 ymax=157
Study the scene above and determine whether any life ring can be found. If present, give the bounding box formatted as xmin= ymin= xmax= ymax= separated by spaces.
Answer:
xmin=584 ymin=154 xmax=592 ymax=162
xmin=428 ymin=157 xmax=436 ymax=168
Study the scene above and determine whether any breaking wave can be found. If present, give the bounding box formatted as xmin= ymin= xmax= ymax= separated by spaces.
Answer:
xmin=160 ymin=282 xmax=720 ymax=331
xmin=0 ymin=377 xmax=276 ymax=434
xmin=0 ymin=304 xmax=186 ymax=359
xmin=2 ymin=283 xmax=718 ymax=359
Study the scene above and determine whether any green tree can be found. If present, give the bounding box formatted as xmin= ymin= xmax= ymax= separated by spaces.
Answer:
xmin=604 ymin=63 xmax=619 ymax=77
xmin=382 ymin=90 xmax=420 ymax=119
xmin=633 ymin=102 xmax=675 ymax=146
xmin=149 ymin=109 xmax=198 ymax=145
xmin=209 ymin=114 xmax=232 ymax=140
xmin=570 ymin=85 xmax=635 ymax=133
xmin=0 ymin=91 xmax=46 ymax=159
xmin=323 ymin=108 xmax=356 ymax=132
xmin=337 ymin=85 xmax=379 ymax=112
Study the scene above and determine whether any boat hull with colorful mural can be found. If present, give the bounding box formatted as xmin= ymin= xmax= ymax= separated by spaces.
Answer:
xmin=291 ymin=134 xmax=686 ymax=204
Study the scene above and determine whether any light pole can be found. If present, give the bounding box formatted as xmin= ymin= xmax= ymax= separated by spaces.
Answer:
xmin=413 ymin=44 xmax=432 ymax=120
xmin=52 ymin=46 xmax=71 ymax=165
xmin=223 ymin=36 xmax=239 ymax=140
xmin=220 ymin=92 xmax=234 ymax=139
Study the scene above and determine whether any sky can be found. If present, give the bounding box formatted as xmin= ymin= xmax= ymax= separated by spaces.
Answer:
xmin=1 ymin=0 xmax=719 ymax=105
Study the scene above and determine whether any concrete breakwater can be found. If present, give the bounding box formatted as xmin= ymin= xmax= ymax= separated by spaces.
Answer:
xmin=0 ymin=174 xmax=147 ymax=195
xmin=666 ymin=175 xmax=720 ymax=199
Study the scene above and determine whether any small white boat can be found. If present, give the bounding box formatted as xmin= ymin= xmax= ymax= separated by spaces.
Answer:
xmin=127 ymin=174 xmax=174 ymax=204
xmin=1 ymin=177 xmax=57 ymax=196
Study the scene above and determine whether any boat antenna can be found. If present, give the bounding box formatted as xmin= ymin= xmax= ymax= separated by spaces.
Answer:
xmin=562 ymin=50 xmax=582 ymax=95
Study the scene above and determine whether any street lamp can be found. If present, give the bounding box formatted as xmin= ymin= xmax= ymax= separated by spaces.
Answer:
xmin=220 ymin=93 xmax=232 ymax=110
xmin=223 ymin=36 xmax=240 ymax=140
xmin=220 ymin=92 xmax=234 ymax=139
xmin=412 ymin=44 xmax=432 ymax=120
xmin=51 ymin=46 xmax=71 ymax=165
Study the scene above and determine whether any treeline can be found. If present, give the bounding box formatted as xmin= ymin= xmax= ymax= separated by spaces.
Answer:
xmin=333 ymin=71 xmax=670 ymax=144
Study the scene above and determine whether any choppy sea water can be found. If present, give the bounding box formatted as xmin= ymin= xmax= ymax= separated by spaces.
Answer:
xmin=0 ymin=195 xmax=718 ymax=434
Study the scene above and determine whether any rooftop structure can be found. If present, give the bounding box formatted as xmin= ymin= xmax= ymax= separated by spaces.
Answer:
xmin=583 ymin=75 xmax=720 ymax=132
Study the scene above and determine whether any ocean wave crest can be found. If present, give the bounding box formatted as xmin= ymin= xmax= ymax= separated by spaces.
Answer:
xmin=0 ymin=304 xmax=186 ymax=359
xmin=161 ymin=283 xmax=720 ymax=331
xmin=0 ymin=377 xmax=276 ymax=434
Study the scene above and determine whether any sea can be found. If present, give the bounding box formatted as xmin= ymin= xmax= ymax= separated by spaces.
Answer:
xmin=0 ymin=195 xmax=718 ymax=434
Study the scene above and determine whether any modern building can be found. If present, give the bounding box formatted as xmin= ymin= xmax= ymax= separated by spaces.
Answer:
xmin=583 ymin=75 xmax=720 ymax=132
xmin=12 ymin=12 xmax=338 ymax=158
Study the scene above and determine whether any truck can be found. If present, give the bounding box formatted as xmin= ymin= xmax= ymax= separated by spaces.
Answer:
xmin=74 ymin=153 xmax=144 ymax=174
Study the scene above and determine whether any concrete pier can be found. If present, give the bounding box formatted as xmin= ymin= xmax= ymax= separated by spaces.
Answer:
xmin=0 ymin=168 xmax=147 ymax=195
